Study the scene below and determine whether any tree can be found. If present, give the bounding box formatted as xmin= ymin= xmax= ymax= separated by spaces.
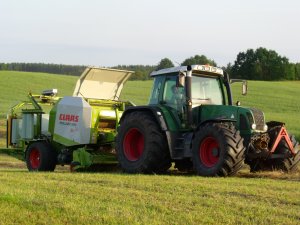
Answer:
xmin=231 ymin=47 xmax=292 ymax=80
xmin=113 ymin=65 xmax=156 ymax=80
xmin=230 ymin=49 xmax=256 ymax=79
xmin=0 ymin=62 xmax=86 ymax=76
xmin=155 ymin=58 xmax=174 ymax=71
xmin=294 ymin=63 xmax=300 ymax=80
xmin=181 ymin=55 xmax=217 ymax=67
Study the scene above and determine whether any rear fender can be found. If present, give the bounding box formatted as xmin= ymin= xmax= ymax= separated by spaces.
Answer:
xmin=120 ymin=106 xmax=168 ymax=131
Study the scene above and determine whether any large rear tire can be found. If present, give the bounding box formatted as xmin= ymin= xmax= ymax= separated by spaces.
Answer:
xmin=116 ymin=112 xmax=171 ymax=174
xmin=192 ymin=123 xmax=245 ymax=176
xmin=26 ymin=142 xmax=57 ymax=171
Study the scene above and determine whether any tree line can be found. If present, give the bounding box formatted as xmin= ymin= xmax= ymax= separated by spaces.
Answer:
xmin=1 ymin=47 xmax=299 ymax=80
xmin=0 ymin=63 xmax=86 ymax=76
xmin=227 ymin=47 xmax=300 ymax=80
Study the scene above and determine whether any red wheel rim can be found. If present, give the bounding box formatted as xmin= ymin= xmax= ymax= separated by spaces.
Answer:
xmin=30 ymin=148 xmax=41 ymax=169
xmin=199 ymin=137 xmax=220 ymax=167
xmin=123 ymin=128 xmax=144 ymax=161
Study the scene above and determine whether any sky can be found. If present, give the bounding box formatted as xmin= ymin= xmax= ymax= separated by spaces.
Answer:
xmin=0 ymin=0 xmax=299 ymax=67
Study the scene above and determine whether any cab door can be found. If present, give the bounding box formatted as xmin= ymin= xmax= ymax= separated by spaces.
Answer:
xmin=161 ymin=76 xmax=186 ymax=129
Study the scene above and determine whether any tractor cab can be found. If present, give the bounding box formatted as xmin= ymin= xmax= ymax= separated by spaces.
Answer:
xmin=149 ymin=65 xmax=231 ymax=130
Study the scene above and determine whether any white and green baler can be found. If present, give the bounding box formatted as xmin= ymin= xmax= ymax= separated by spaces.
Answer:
xmin=6 ymin=67 xmax=134 ymax=171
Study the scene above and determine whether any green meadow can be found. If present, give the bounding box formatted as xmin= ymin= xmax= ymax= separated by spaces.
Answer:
xmin=1 ymin=71 xmax=300 ymax=139
xmin=0 ymin=71 xmax=300 ymax=224
xmin=0 ymin=164 xmax=299 ymax=225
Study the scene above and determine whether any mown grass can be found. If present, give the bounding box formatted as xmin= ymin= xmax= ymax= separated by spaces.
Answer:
xmin=0 ymin=163 xmax=299 ymax=224
xmin=0 ymin=71 xmax=300 ymax=224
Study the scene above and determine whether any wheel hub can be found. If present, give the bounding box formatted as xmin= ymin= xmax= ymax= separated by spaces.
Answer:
xmin=199 ymin=137 xmax=220 ymax=167
xmin=30 ymin=148 xmax=41 ymax=169
xmin=123 ymin=128 xmax=144 ymax=161
xmin=211 ymin=148 xmax=219 ymax=157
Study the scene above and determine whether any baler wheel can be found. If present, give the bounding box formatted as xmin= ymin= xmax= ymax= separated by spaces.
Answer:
xmin=192 ymin=123 xmax=245 ymax=176
xmin=26 ymin=142 xmax=57 ymax=171
xmin=116 ymin=111 xmax=171 ymax=174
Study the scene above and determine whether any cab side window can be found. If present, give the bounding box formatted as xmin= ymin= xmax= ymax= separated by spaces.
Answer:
xmin=149 ymin=77 xmax=163 ymax=105
xmin=163 ymin=77 xmax=185 ymax=111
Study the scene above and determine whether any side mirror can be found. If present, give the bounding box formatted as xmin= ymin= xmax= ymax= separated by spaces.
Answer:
xmin=176 ymin=72 xmax=185 ymax=87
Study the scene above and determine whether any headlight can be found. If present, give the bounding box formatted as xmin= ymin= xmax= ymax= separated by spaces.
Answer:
xmin=263 ymin=124 xmax=268 ymax=132
xmin=251 ymin=123 xmax=257 ymax=130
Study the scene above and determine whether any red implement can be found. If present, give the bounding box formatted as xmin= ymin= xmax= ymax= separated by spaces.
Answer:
xmin=270 ymin=126 xmax=296 ymax=155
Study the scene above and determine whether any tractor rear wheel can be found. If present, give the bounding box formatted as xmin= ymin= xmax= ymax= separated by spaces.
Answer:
xmin=116 ymin=112 xmax=171 ymax=174
xmin=26 ymin=142 xmax=57 ymax=171
xmin=192 ymin=123 xmax=245 ymax=176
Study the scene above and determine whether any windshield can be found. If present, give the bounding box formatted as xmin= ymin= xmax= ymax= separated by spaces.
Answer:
xmin=192 ymin=76 xmax=223 ymax=106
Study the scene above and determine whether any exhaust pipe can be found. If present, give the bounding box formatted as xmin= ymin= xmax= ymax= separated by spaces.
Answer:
xmin=186 ymin=65 xmax=193 ymax=128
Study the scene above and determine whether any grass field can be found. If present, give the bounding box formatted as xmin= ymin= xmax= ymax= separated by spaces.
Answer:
xmin=1 ymin=71 xmax=300 ymax=138
xmin=0 ymin=154 xmax=300 ymax=224
xmin=0 ymin=71 xmax=300 ymax=224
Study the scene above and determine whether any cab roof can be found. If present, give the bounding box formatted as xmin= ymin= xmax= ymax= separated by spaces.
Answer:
xmin=150 ymin=65 xmax=224 ymax=77
xmin=73 ymin=67 xmax=134 ymax=100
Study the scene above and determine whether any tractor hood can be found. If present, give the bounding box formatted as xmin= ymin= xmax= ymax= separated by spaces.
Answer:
xmin=73 ymin=67 xmax=134 ymax=100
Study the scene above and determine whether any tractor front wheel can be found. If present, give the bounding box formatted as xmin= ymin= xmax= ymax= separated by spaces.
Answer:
xmin=26 ymin=142 xmax=57 ymax=171
xmin=116 ymin=112 xmax=171 ymax=174
xmin=192 ymin=123 xmax=245 ymax=176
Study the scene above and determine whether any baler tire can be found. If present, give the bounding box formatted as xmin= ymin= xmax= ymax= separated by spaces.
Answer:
xmin=116 ymin=111 xmax=171 ymax=174
xmin=26 ymin=142 xmax=57 ymax=172
xmin=192 ymin=123 xmax=245 ymax=176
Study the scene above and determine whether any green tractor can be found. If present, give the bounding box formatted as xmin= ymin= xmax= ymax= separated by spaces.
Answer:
xmin=116 ymin=65 xmax=300 ymax=176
